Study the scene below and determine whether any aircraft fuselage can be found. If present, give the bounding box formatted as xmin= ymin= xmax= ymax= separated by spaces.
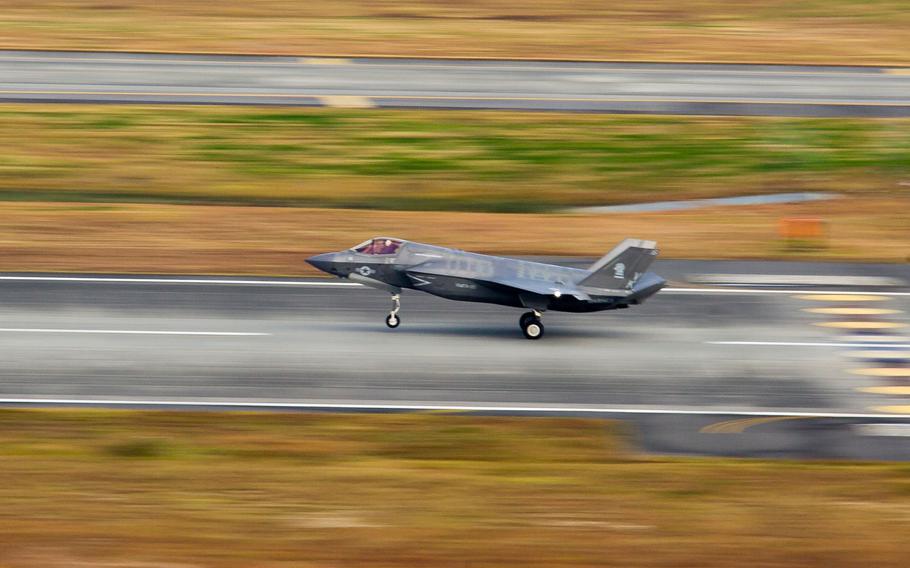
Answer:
xmin=308 ymin=239 xmax=662 ymax=314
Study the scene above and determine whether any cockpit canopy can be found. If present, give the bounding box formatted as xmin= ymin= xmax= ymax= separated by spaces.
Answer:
xmin=351 ymin=237 xmax=404 ymax=255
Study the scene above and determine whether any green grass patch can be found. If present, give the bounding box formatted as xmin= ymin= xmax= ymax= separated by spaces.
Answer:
xmin=1 ymin=105 xmax=909 ymax=212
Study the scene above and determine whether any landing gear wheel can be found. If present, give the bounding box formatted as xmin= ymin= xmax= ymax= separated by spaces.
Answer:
xmin=519 ymin=311 xmax=536 ymax=329
xmin=521 ymin=317 xmax=544 ymax=340
xmin=385 ymin=293 xmax=401 ymax=329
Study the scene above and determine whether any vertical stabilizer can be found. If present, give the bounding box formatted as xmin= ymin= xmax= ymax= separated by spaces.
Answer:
xmin=579 ymin=238 xmax=658 ymax=290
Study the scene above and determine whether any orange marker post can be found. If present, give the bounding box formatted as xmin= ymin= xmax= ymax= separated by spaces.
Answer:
xmin=779 ymin=217 xmax=826 ymax=251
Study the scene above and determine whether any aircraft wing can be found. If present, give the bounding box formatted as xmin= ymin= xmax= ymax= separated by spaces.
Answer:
xmin=487 ymin=276 xmax=590 ymax=300
xmin=405 ymin=265 xmax=590 ymax=300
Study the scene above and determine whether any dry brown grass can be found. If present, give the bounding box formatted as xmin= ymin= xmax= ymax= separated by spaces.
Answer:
xmin=0 ymin=198 xmax=907 ymax=275
xmin=1 ymin=1 xmax=910 ymax=65
xmin=0 ymin=409 xmax=908 ymax=568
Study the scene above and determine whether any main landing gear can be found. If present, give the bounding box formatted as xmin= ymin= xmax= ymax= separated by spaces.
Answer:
xmin=519 ymin=310 xmax=544 ymax=340
xmin=385 ymin=293 xmax=401 ymax=328
xmin=384 ymin=294 xmax=543 ymax=339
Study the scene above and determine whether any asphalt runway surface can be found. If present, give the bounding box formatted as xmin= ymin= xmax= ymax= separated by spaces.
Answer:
xmin=2 ymin=50 xmax=910 ymax=117
xmin=2 ymin=260 xmax=909 ymax=459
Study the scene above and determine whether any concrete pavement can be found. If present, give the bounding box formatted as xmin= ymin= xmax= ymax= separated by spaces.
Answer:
xmin=1 ymin=260 xmax=908 ymax=459
xmin=2 ymin=50 xmax=910 ymax=116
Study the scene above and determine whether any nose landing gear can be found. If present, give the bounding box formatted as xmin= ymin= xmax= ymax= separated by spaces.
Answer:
xmin=519 ymin=310 xmax=544 ymax=340
xmin=385 ymin=293 xmax=401 ymax=328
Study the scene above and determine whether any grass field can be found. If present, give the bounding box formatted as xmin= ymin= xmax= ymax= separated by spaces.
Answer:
xmin=1 ymin=105 xmax=909 ymax=213
xmin=1 ymin=197 xmax=907 ymax=275
xmin=0 ymin=105 xmax=907 ymax=271
xmin=2 ymin=1 xmax=910 ymax=65
xmin=0 ymin=409 xmax=908 ymax=567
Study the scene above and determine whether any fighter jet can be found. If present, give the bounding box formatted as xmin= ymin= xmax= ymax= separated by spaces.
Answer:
xmin=307 ymin=237 xmax=664 ymax=339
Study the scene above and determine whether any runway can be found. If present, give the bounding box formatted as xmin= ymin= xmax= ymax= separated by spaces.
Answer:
xmin=2 ymin=50 xmax=910 ymax=116
xmin=2 ymin=260 xmax=909 ymax=459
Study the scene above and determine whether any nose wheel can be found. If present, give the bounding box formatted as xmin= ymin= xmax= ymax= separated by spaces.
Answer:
xmin=386 ymin=294 xmax=401 ymax=328
xmin=519 ymin=310 xmax=544 ymax=340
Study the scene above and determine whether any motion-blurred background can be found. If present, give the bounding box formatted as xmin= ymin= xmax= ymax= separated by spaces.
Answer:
xmin=0 ymin=2 xmax=908 ymax=567
xmin=0 ymin=1 xmax=907 ymax=270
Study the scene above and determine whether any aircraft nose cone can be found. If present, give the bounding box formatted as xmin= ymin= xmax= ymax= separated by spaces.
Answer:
xmin=306 ymin=253 xmax=336 ymax=274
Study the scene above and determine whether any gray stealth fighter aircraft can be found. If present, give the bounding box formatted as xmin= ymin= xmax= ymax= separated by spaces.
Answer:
xmin=307 ymin=237 xmax=665 ymax=339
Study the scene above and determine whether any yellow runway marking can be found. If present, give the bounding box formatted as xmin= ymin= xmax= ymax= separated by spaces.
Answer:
xmin=318 ymin=95 xmax=374 ymax=108
xmin=852 ymin=367 xmax=910 ymax=377
xmin=871 ymin=405 xmax=910 ymax=414
xmin=796 ymin=294 xmax=889 ymax=302
xmin=815 ymin=321 xmax=906 ymax=330
xmin=420 ymin=409 xmax=468 ymax=414
xmin=700 ymin=416 xmax=809 ymax=434
xmin=300 ymin=58 xmax=351 ymax=65
xmin=804 ymin=307 xmax=901 ymax=315
xmin=849 ymin=351 xmax=910 ymax=360
xmin=858 ymin=386 xmax=910 ymax=395
xmin=885 ymin=68 xmax=910 ymax=75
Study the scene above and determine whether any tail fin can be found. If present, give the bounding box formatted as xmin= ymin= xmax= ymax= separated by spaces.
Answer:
xmin=579 ymin=238 xmax=658 ymax=291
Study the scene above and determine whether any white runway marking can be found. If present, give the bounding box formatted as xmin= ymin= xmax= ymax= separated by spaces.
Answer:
xmin=687 ymin=274 xmax=903 ymax=287
xmin=853 ymin=424 xmax=910 ymax=437
xmin=0 ymin=397 xmax=906 ymax=419
xmin=664 ymin=287 xmax=909 ymax=296
xmin=0 ymin=276 xmax=360 ymax=286
xmin=0 ymin=328 xmax=269 ymax=336
xmin=709 ymin=341 xmax=910 ymax=348
xmin=1 ymin=275 xmax=908 ymax=296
